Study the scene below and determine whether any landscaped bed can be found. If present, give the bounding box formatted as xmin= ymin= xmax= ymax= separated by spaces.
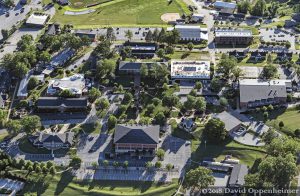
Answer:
xmin=51 ymin=0 xmax=190 ymax=27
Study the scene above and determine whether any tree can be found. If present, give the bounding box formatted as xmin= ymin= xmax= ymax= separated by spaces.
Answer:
xmin=106 ymin=27 xmax=116 ymax=42
xmin=156 ymin=148 xmax=165 ymax=160
xmin=59 ymin=89 xmax=74 ymax=98
xmin=0 ymin=109 xmax=6 ymax=127
xmin=140 ymin=63 xmax=149 ymax=78
xmin=88 ymin=87 xmax=101 ymax=102
xmin=113 ymin=161 xmax=119 ymax=168
xmin=194 ymin=81 xmax=202 ymax=91
xmin=46 ymin=161 xmax=54 ymax=169
xmin=125 ymin=30 xmax=133 ymax=41
xmin=166 ymin=163 xmax=173 ymax=172
xmin=216 ymin=54 xmax=238 ymax=79
xmin=1 ymin=29 xmax=9 ymax=40
xmin=152 ymin=28 xmax=159 ymax=42
xmin=262 ymin=129 xmax=277 ymax=144
xmin=120 ymin=46 xmax=132 ymax=59
xmin=38 ymin=51 xmax=51 ymax=66
xmin=262 ymin=64 xmax=278 ymax=79
xmin=96 ymin=59 xmax=116 ymax=79
xmin=6 ymin=120 xmax=22 ymax=135
xmin=258 ymin=154 xmax=297 ymax=188
xmin=123 ymin=92 xmax=133 ymax=104
xmin=279 ymin=121 xmax=284 ymax=129
xmin=35 ymin=166 xmax=41 ymax=174
xmin=251 ymin=0 xmax=266 ymax=16
xmin=266 ymin=137 xmax=300 ymax=157
xmin=195 ymin=97 xmax=206 ymax=113
xmin=184 ymin=95 xmax=196 ymax=111
xmin=183 ymin=166 xmax=215 ymax=192
xmin=219 ymin=97 xmax=228 ymax=108
xmin=42 ymin=166 xmax=48 ymax=175
xmin=145 ymin=30 xmax=153 ymax=42
xmin=49 ymin=166 xmax=56 ymax=175
xmin=154 ymin=112 xmax=165 ymax=125
xmin=14 ymin=62 xmax=29 ymax=78
xmin=187 ymin=42 xmax=194 ymax=51
xmin=103 ymin=160 xmax=109 ymax=168
xmin=81 ymin=35 xmax=92 ymax=46
xmin=94 ymin=39 xmax=112 ymax=58
xmin=145 ymin=161 xmax=152 ymax=170
xmin=69 ymin=156 xmax=82 ymax=169
xmin=158 ymin=28 xmax=166 ymax=43
xmin=123 ymin=161 xmax=128 ymax=169
xmin=162 ymin=94 xmax=179 ymax=109
xmin=267 ymin=104 xmax=273 ymax=111
xmin=237 ymin=0 xmax=250 ymax=14
xmin=107 ymin=115 xmax=117 ymax=129
xmin=21 ymin=115 xmax=41 ymax=134
xmin=155 ymin=161 xmax=162 ymax=168
xmin=163 ymin=29 xmax=180 ymax=45
xmin=95 ymin=98 xmax=110 ymax=110
xmin=156 ymin=48 xmax=165 ymax=59
xmin=295 ymin=129 xmax=300 ymax=138
xmin=203 ymin=118 xmax=226 ymax=143
xmin=263 ymin=111 xmax=269 ymax=122
xmin=27 ymin=77 xmax=39 ymax=90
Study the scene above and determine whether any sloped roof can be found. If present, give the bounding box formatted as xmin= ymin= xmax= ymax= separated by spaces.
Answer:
xmin=214 ymin=1 xmax=236 ymax=9
xmin=37 ymin=97 xmax=88 ymax=107
xmin=114 ymin=124 xmax=159 ymax=144
xmin=34 ymin=132 xmax=74 ymax=145
xmin=213 ymin=111 xmax=241 ymax=131
xmin=229 ymin=164 xmax=248 ymax=186
xmin=175 ymin=25 xmax=201 ymax=39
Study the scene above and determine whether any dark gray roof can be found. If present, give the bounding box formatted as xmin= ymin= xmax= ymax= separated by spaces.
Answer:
xmin=214 ymin=1 xmax=236 ymax=9
xmin=119 ymin=61 xmax=155 ymax=71
xmin=46 ymin=24 xmax=56 ymax=36
xmin=33 ymin=132 xmax=74 ymax=145
xmin=229 ymin=164 xmax=248 ymax=187
xmin=37 ymin=97 xmax=88 ymax=108
xmin=213 ymin=111 xmax=241 ymax=131
xmin=114 ymin=124 xmax=159 ymax=144
xmin=175 ymin=25 xmax=201 ymax=39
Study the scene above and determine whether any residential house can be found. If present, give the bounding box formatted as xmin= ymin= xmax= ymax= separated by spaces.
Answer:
xmin=214 ymin=1 xmax=237 ymax=14
xmin=213 ymin=111 xmax=243 ymax=133
xmin=45 ymin=23 xmax=61 ymax=36
xmin=36 ymin=97 xmax=88 ymax=113
xmin=228 ymin=50 xmax=247 ymax=60
xmin=179 ymin=118 xmax=196 ymax=132
xmin=114 ymin=124 xmax=160 ymax=157
xmin=249 ymin=51 xmax=268 ymax=62
xmin=239 ymin=79 xmax=292 ymax=109
xmin=29 ymin=132 xmax=74 ymax=150
xmin=57 ymin=0 xmax=69 ymax=5
xmin=215 ymin=29 xmax=253 ymax=46
xmin=47 ymin=74 xmax=87 ymax=97
xmin=276 ymin=52 xmax=293 ymax=61
xmin=123 ymin=42 xmax=157 ymax=58
xmin=191 ymin=14 xmax=205 ymax=23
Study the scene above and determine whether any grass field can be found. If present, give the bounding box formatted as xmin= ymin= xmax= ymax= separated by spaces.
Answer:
xmin=20 ymin=171 xmax=178 ymax=196
xmin=166 ymin=51 xmax=210 ymax=61
xmin=51 ymin=0 xmax=190 ymax=27
xmin=191 ymin=138 xmax=266 ymax=167
xmin=0 ymin=131 xmax=8 ymax=142
xmin=251 ymin=107 xmax=300 ymax=134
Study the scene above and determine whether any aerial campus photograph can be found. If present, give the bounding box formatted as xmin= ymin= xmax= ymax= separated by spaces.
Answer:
xmin=1 ymin=0 xmax=300 ymax=195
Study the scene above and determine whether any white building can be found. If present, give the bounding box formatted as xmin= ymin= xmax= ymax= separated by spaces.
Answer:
xmin=26 ymin=13 xmax=49 ymax=27
xmin=171 ymin=60 xmax=211 ymax=81
xmin=47 ymin=74 xmax=87 ymax=97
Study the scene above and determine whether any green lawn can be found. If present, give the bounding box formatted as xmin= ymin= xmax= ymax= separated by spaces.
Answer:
xmin=251 ymin=107 xmax=300 ymax=134
xmin=166 ymin=51 xmax=209 ymax=61
xmin=191 ymin=138 xmax=266 ymax=167
xmin=51 ymin=0 xmax=190 ymax=27
xmin=20 ymin=171 xmax=178 ymax=196
xmin=0 ymin=131 xmax=9 ymax=142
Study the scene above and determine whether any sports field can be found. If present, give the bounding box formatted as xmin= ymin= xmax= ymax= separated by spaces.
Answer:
xmin=51 ymin=0 xmax=190 ymax=27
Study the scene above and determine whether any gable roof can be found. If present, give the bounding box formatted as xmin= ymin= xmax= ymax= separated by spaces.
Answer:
xmin=213 ymin=111 xmax=241 ymax=131
xmin=37 ymin=97 xmax=88 ymax=108
xmin=114 ymin=124 xmax=159 ymax=144
xmin=34 ymin=132 xmax=74 ymax=145
xmin=175 ymin=25 xmax=201 ymax=39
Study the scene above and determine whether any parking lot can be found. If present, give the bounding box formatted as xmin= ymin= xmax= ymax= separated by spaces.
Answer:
xmin=75 ymin=168 xmax=179 ymax=182
xmin=260 ymin=28 xmax=295 ymax=49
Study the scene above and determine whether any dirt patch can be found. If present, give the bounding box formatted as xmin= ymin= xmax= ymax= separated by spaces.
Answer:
xmin=73 ymin=2 xmax=84 ymax=6
xmin=161 ymin=13 xmax=181 ymax=22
